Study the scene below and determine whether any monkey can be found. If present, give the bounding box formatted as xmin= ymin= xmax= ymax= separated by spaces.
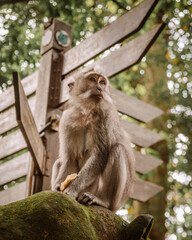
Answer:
xmin=51 ymin=68 xmax=135 ymax=212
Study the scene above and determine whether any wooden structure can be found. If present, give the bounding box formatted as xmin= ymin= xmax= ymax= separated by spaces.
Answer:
xmin=0 ymin=0 xmax=165 ymax=205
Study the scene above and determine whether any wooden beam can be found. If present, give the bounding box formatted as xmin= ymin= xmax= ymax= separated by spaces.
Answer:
xmin=121 ymin=119 xmax=162 ymax=147
xmin=0 ymin=96 xmax=36 ymax=135
xmin=60 ymin=24 xmax=165 ymax=117
xmin=13 ymin=72 xmax=45 ymax=173
xmin=134 ymin=150 xmax=163 ymax=174
xmin=62 ymin=0 xmax=159 ymax=75
xmin=0 ymin=182 xmax=26 ymax=205
xmin=0 ymin=71 xmax=38 ymax=113
xmin=28 ymin=19 xmax=72 ymax=195
xmin=131 ymin=178 xmax=163 ymax=202
xmin=112 ymin=88 xmax=163 ymax=123
xmin=0 ymin=130 xmax=27 ymax=160
xmin=0 ymin=118 xmax=162 ymax=162
xmin=0 ymin=152 xmax=29 ymax=186
xmin=60 ymin=82 xmax=163 ymax=124
xmin=91 ymin=23 xmax=165 ymax=78
xmin=0 ymin=118 xmax=161 ymax=161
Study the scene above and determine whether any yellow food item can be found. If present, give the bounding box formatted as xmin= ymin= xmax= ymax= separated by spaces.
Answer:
xmin=60 ymin=173 xmax=78 ymax=192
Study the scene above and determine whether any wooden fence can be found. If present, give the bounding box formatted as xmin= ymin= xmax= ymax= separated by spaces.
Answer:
xmin=0 ymin=0 xmax=165 ymax=205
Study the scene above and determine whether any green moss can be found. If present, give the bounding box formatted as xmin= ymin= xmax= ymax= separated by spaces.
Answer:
xmin=0 ymin=192 xmax=125 ymax=240
xmin=0 ymin=191 xmax=153 ymax=240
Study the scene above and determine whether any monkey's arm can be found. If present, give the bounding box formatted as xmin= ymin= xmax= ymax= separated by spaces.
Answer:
xmin=51 ymin=157 xmax=79 ymax=191
xmin=51 ymin=159 xmax=62 ymax=191
xmin=63 ymin=154 xmax=106 ymax=198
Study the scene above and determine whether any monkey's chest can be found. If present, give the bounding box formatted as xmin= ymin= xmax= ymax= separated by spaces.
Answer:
xmin=69 ymin=128 xmax=92 ymax=169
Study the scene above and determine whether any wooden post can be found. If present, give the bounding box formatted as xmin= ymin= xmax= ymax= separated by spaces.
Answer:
xmin=13 ymin=72 xmax=45 ymax=174
xmin=26 ymin=18 xmax=71 ymax=195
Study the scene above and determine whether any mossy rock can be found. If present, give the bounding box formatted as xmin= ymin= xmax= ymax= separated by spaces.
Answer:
xmin=0 ymin=191 xmax=153 ymax=240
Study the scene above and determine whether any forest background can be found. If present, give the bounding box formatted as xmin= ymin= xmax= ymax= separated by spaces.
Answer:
xmin=0 ymin=0 xmax=191 ymax=239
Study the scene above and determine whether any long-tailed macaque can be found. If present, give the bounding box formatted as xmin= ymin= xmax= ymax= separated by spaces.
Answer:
xmin=51 ymin=69 xmax=135 ymax=212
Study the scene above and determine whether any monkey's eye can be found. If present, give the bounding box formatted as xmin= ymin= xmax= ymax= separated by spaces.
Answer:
xmin=100 ymin=80 xmax=106 ymax=85
xmin=89 ymin=77 xmax=96 ymax=82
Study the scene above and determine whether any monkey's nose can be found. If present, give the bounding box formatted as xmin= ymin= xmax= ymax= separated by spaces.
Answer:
xmin=96 ymin=84 xmax=102 ymax=91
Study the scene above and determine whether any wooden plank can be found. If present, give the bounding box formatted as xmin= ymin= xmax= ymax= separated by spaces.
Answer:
xmin=0 ymin=96 xmax=36 ymax=135
xmin=13 ymin=72 xmax=45 ymax=173
xmin=32 ymin=20 xmax=72 ymax=194
xmin=0 ymin=182 xmax=26 ymax=205
xmin=134 ymin=150 xmax=163 ymax=174
xmin=0 ymin=70 xmax=38 ymax=113
xmin=34 ymin=51 xmax=53 ymax=132
xmin=0 ymin=120 xmax=161 ymax=160
xmin=91 ymin=23 xmax=165 ymax=78
xmin=60 ymin=84 xmax=163 ymax=123
xmin=27 ymin=49 xmax=54 ymax=195
xmin=0 ymin=130 xmax=27 ymax=160
xmin=130 ymin=178 xmax=163 ymax=202
xmin=112 ymin=88 xmax=163 ymax=123
xmin=121 ymin=119 xmax=162 ymax=147
xmin=60 ymin=24 xmax=165 ymax=105
xmin=0 ymin=152 xmax=29 ymax=186
xmin=62 ymin=0 xmax=159 ymax=75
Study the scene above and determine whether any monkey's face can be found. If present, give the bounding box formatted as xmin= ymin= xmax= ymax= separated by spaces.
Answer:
xmin=72 ymin=71 xmax=111 ymax=102
xmin=84 ymin=72 xmax=108 ymax=99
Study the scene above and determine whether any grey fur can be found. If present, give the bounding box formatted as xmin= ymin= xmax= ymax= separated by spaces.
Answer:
xmin=51 ymin=70 xmax=135 ymax=211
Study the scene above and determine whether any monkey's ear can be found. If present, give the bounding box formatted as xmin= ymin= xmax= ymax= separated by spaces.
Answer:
xmin=68 ymin=82 xmax=74 ymax=93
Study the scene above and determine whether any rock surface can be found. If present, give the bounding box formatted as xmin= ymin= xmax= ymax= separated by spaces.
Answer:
xmin=0 ymin=191 xmax=153 ymax=240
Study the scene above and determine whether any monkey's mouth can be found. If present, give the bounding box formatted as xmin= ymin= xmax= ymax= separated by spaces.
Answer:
xmin=92 ymin=94 xmax=103 ymax=99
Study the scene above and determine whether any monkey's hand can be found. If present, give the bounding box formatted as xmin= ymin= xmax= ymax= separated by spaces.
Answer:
xmin=63 ymin=177 xmax=79 ymax=199
xmin=77 ymin=192 xmax=97 ymax=206
xmin=60 ymin=173 xmax=78 ymax=192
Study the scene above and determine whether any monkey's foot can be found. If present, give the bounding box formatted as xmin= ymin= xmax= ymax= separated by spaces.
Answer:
xmin=60 ymin=173 xmax=77 ymax=192
xmin=78 ymin=192 xmax=96 ymax=206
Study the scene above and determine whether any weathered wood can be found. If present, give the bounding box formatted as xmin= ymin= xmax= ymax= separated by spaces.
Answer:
xmin=28 ymin=50 xmax=55 ymax=195
xmin=60 ymin=24 xmax=165 ymax=108
xmin=134 ymin=150 xmax=163 ymax=174
xmin=0 ymin=130 xmax=27 ymax=160
xmin=91 ymin=23 xmax=165 ymax=78
xmin=60 ymin=81 xmax=163 ymax=123
xmin=41 ymin=19 xmax=71 ymax=107
xmin=0 ymin=120 xmax=161 ymax=161
xmin=35 ymin=50 xmax=54 ymax=132
xmin=112 ymin=88 xmax=163 ymax=123
xmin=0 ymin=71 xmax=38 ymax=113
xmin=121 ymin=119 xmax=162 ymax=147
xmin=41 ymin=19 xmax=72 ymax=55
xmin=49 ymin=52 xmax=64 ymax=107
xmin=131 ymin=178 xmax=163 ymax=202
xmin=0 ymin=96 xmax=36 ymax=135
xmin=62 ymin=0 xmax=159 ymax=75
xmin=27 ymin=20 xmax=72 ymax=195
xmin=0 ymin=3 xmax=165 ymax=206
xmin=0 ymin=182 xmax=26 ymax=205
xmin=42 ymin=108 xmax=60 ymax=191
xmin=0 ymin=136 xmax=162 ymax=178
xmin=0 ymin=179 xmax=162 ymax=205
xmin=0 ymin=152 xmax=29 ymax=186
xmin=13 ymin=72 xmax=45 ymax=173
